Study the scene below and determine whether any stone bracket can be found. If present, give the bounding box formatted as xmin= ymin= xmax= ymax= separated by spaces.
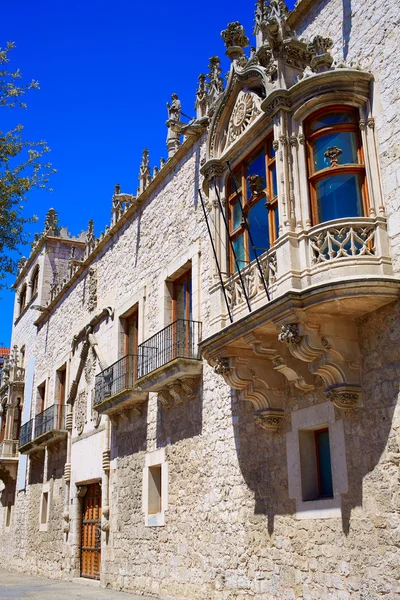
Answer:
xmin=158 ymin=377 xmax=199 ymax=410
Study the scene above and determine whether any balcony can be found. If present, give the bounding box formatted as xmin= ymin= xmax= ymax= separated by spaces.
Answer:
xmin=94 ymin=355 xmax=148 ymax=415
xmin=202 ymin=216 xmax=399 ymax=431
xmin=136 ymin=320 xmax=202 ymax=406
xmin=0 ymin=439 xmax=19 ymax=480
xmin=18 ymin=404 xmax=67 ymax=454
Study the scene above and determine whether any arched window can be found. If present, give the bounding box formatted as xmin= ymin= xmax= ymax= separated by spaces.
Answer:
xmin=228 ymin=135 xmax=278 ymax=273
xmin=305 ymin=107 xmax=368 ymax=224
xmin=19 ymin=284 xmax=27 ymax=315
xmin=31 ymin=265 xmax=39 ymax=297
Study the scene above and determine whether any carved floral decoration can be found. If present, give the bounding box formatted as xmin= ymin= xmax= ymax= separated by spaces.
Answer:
xmin=227 ymin=91 xmax=261 ymax=146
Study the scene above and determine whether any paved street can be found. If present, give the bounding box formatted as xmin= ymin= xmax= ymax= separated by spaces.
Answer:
xmin=0 ymin=569 xmax=156 ymax=600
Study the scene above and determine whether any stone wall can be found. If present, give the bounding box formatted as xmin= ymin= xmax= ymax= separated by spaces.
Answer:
xmin=0 ymin=1 xmax=399 ymax=599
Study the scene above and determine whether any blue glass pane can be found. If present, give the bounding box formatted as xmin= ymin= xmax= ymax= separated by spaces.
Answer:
xmin=310 ymin=112 xmax=355 ymax=131
xmin=316 ymin=173 xmax=363 ymax=222
xmin=246 ymin=149 xmax=266 ymax=200
xmin=248 ymin=200 xmax=270 ymax=261
xmin=316 ymin=430 xmax=333 ymax=498
xmin=271 ymin=165 xmax=278 ymax=198
xmin=232 ymin=199 xmax=242 ymax=231
xmin=312 ymin=131 xmax=358 ymax=171
xmin=274 ymin=206 xmax=279 ymax=239
xmin=233 ymin=235 xmax=245 ymax=271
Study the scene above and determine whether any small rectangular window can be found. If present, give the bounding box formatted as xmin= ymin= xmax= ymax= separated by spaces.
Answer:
xmin=148 ymin=465 xmax=162 ymax=515
xmin=40 ymin=491 xmax=49 ymax=524
xmin=299 ymin=427 xmax=333 ymax=501
xmin=37 ymin=382 xmax=46 ymax=414
xmin=5 ymin=502 xmax=12 ymax=528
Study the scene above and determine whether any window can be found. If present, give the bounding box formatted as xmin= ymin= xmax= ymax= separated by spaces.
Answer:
xmin=20 ymin=346 xmax=25 ymax=368
xmin=286 ymin=402 xmax=348 ymax=519
xmin=37 ymin=381 xmax=46 ymax=415
xmin=143 ymin=448 xmax=168 ymax=527
xmin=56 ymin=366 xmax=66 ymax=429
xmin=148 ymin=465 xmax=162 ymax=514
xmin=19 ymin=285 xmax=27 ymax=315
xmin=299 ymin=427 xmax=333 ymax=501
xmin=228 ymin=136 xmax=278 ymax=273
xmin=40 ymin=491 xmax=49 ymax=526
xmin=306 ymin=107 xmax=368 ymax=224
xmin=31 ymin=266 xmax=39 ymax=298
xmin=5 ymin=501 xmax=12 ymax=528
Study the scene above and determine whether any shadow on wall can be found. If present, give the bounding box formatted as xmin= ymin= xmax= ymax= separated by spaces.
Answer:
xmin=110 ymin=404 xmax=148 ymax=460
xmin=343 ymin=0 xmax=352 ymax=60
xmin=157 ymin=382 xmax=203 ymax=447
xmin=232 ymin=300 xmax=399 ymax=536
xmin=28 ymin=452 xmax=45 ymax=485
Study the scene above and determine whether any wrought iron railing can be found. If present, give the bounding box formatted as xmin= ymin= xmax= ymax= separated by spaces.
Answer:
xmin=94 ymin=355 xmax=136 ymax=407
xmin=19 ymin=419 xmax=33 ymax=447
xmin=137 ymin=319 xmax=202 ymax=379
xmin=34 ymin=404 xmax=66 ymax=439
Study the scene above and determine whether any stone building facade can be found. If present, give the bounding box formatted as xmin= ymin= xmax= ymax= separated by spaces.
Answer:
xmin=0 ymin=0 xmax=399 ymax=598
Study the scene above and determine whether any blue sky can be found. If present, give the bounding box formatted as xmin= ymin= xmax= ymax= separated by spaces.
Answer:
xmin=0 ymin=0 xmax=296 ymax=345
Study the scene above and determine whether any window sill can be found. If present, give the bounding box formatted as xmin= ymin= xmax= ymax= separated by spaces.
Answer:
xmin=145 ymin=511 xmax=165 ymax=527
xmin=295 ymin=495 xmax=342 ymax=520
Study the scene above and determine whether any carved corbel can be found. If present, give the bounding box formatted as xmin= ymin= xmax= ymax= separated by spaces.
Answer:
xmin=158 ymin=389 xmax=174 ymax=410
xmin=168 ymin=382 xmax=184 ymax=406
xmin=277 ymin=319 xmax=361 ymax=408
xmin=180 ymin=378 xmax=197 ymax=400
xmin=76 ymin=485 xmax=88 ymax=498
xmin=255 ymin=409 xmax=284 ymax=432
xmin=244 ymin=332 xmax=314 ymax=392
xmin=213 ymin=354 xmax=285 ymax=430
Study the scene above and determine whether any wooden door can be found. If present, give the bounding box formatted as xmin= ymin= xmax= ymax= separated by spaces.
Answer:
xmin=81 ymin=483 xmax=102 ymax=580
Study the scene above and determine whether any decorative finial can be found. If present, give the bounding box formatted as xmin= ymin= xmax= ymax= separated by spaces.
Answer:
xmin=221 ymin=22 xmax=249 ymax=61
xmin=43 ymin=208 xmax=60 ymax=237
xmin=207 ymin=57 xmax=224 ymax=103
xmin=195 ymin=74 xmax=208 ymax=119
xmin=139 ymin=149 xmax=151 ymax=192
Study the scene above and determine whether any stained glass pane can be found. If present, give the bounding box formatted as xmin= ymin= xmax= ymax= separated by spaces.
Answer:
xmin=312 ymin=131 xmax=358 ymax=171
xmin=248 ymin=200 xmax=270 ymax=261
xmin=310 ymin=111 xmax=355 ymax=131
xmin=316 ymin=173 xmax=363 ymax=222
xmin=316 ymin=430 xmax=333 ymax=498
xmin=232 ymin=199 xmax=242 ymax=231
xmin=233 ymin=235 xmax=245 ymax=271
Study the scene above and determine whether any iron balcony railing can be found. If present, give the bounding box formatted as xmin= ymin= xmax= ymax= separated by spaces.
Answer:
xmin=34 ymin=404 xmax=66 ymax=439
xmin=94 ymin=354 xmax=137 ymax=407
xmin=19 ymin=419 xmax=33 ymax=447
xmin=137 ymin=319 xmax=202 ymax=379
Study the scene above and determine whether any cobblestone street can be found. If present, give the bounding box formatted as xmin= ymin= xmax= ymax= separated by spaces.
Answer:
xmin=0 ymin=569 xmax=156 ymax=600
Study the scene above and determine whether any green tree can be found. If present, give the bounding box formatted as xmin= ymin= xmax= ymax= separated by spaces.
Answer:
xmin=0 ymin=41 xmax=55 ymax=289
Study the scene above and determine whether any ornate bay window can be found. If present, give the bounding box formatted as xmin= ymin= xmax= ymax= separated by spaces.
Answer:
xmin=306 ymin=107 xmax=368 ymax=224
xmin=228 ymin=136 xmax=278 ymax=272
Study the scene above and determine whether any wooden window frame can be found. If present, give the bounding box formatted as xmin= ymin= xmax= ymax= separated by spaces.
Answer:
xmin=227 ymin=135 xmax=278 ymax=274
xmin=305 ymin=106 xmax=369 ymax=225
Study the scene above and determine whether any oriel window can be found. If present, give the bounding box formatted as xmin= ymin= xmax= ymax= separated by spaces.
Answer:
xmin=306 ymin=107 xmax=368 ymax=224
xmin=228 ymin=136 xmax=278 ymax=273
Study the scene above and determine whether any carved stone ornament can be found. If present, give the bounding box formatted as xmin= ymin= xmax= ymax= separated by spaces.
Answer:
xmin=158 ymin=377 xmax=198 ymax=409
xmin=326 ymin=387 xmax=360 ymax=410
xmin=324 ymin=146 xmax=342 ymax=167
xmin=278 ymin=323 xmax=302 ymax=345
xmin=255 ymin=410 xmax=284 ymax=432
xmin=75 ymin=390 xmax=87 ymax=435
xmin=76 ymin=485 xmax=88 ymax=498
xmin=214 ymin=358 xmax=231 ymax=375
xmin=227 ymin=91 xmax=261 ymax=146
xmin=86 ymin=267 xmax=98 ymax=312
xmin=43 ymin=208 xmax=60 ymax=237
xmin=247 ymin=174 xmax=265 ymax=197
xmin=221 ymin=22 xmax=249 ymax=60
